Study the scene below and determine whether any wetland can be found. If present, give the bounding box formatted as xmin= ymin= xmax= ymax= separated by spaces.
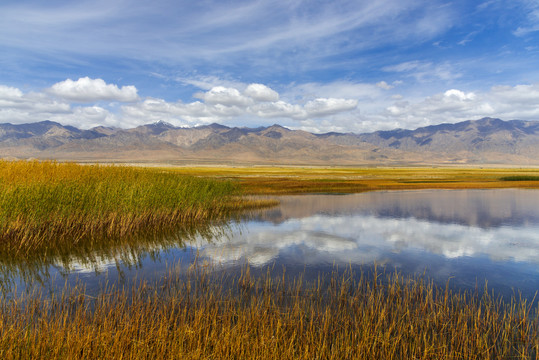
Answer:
xmin=2 ymin=161 xmax=539 ymax=359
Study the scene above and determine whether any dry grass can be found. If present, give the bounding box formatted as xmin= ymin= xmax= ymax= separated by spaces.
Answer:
xmin=165 ymin=166 xmax=539 ymax=194
xmin=0 ymin=265 xmax=537 ymax=359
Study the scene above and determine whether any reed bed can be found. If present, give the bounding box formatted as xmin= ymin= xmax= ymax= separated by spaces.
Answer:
xmin=0 ymin=265 xmax=537 ymax=359
xmin=0 ymin=160 xmax=272 ymax=257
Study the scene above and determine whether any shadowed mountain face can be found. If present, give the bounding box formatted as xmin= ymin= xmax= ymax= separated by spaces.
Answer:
xmin=1 ymin=118 xmax=539 ymax=165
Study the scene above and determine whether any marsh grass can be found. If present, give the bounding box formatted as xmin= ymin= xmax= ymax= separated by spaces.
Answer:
xmin=0 ymin=264 xmax=537 ymax=359
xmin=166 ymin=166 xmax=539 ymax=194
xmin=0 ymin=160 xmax=274 ymax=258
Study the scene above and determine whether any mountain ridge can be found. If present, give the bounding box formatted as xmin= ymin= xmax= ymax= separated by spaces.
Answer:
xmin=1 ymin=118 xmax=539 ymax=165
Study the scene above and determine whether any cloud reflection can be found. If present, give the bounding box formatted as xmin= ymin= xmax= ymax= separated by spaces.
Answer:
xmin=200 ymin=190 xmax=539 ymax=267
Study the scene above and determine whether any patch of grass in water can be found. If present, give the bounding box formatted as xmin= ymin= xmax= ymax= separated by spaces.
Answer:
xmin=0 ymin=160 xmax=275 ymax=258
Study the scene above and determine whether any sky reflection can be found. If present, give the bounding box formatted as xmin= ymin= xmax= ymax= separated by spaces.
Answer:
xmin=5 ymin=189 xmax=539 ymax=298
xmin=196 ymin=189 xmax=539 ymax=296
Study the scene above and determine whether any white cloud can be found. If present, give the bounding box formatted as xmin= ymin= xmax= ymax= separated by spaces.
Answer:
xmin=122 ymin=82 xmax=359 ymax=126
xmin=457 ymin=30 xmax=480 ymax=46
xmin=177 ymin=76 xmax=247 ymax=91
xmin=284 ymin=81 xmax=383 ymax=101
xmin=376 ymin=81 xmax=394 ymax=90
xmin=383 ymin=60 xmax=423 ymax=73
xmin=304 ymin=98 xmax=358 ymax=118
xmin=513 ymin=0 xmax=539 ymax=36
xmin=2 ymin=78 xmax=539 ymax=134
xmin=490 ymin=84 xmax=539 ymax=103
xmin=244 ymin=83 xmax=279 ymax=102
xmin=0 ymin=0 xmax=457 ymax=74
xmin=443 ymin=89 xmax=476 ymax=101
xmin=249 ymin=101 xmax=305 ymax=119
xmin=0 ymin=88 xmax=72 ymax=124
xmin=382 ymin=83 xmax=539 ymax=129
xmin=48 ymin=77 xmax=139 ymax=102
xmin=0 ymin=85 xmax=23 ymax=99
xmin=383 ymin=60 xmax=462 ymax=82
xmin=50 ymin=106 xmax=121 ymax=129
xmin=195 ymin=86 xmax=251 ymax=107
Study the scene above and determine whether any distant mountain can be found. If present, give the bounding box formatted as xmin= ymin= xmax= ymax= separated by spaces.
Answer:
xmin=317 ymin=117 xmax=539 ymax=165
xmin=1 ymin=118 xmax=539 ymax=165
xmin=355 ymin=117 xmax=539 ymax=154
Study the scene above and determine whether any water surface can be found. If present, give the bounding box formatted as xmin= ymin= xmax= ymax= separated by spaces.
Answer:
xmin=3 ymin=189 xmax=539 ymax=299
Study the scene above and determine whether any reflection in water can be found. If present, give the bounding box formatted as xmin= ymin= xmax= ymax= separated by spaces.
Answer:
xmin=2 ymin=189 xmax=539 ymax=298
xmin=254 ymin=189 xmax=539 ymax=228
xmin=0 ymin=223 xmax=230 ymax=295
xmin=202 ymin=215 xmax=539 ymax=266
xmin=197 ymin=189 xmax=539 ymax=297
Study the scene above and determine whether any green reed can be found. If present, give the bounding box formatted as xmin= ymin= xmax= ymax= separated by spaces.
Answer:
xmin=0 ymin=160 xmax=270 ymax=257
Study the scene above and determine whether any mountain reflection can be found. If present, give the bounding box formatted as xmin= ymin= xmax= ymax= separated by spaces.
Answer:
xmin=200 ymin=190 xmax=539 ymax=267
xmin=253 ymin=189 xmax=539 ymax=228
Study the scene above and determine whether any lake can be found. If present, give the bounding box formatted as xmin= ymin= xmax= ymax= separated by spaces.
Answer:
xmin=3 ymin=189 xmax=539 ymax=299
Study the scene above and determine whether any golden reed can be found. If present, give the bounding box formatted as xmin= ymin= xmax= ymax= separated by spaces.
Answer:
xmin=0 ymin=264 xmax=537 ymax=359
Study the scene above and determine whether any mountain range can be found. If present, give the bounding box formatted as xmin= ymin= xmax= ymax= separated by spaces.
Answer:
xmin=1 ymin=117 xmax=539 ymax=165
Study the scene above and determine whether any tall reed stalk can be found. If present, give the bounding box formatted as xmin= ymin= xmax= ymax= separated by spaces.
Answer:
xmin=0 ymin=265 xmax=537 ymax=359
xmin=0 ymin=160 xmax=267 ymax=257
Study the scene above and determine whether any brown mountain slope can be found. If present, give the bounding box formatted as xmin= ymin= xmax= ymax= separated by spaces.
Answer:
xmin=1 ymin=118 xmax=538 ymax=165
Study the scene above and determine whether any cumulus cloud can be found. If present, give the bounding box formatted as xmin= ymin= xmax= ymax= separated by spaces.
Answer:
xmin=48 ymin=77 xmax=139 ymax=102
xmin=489 ymin=84 xmax=539 ymax=104
xmin=443 ymin=89 xmax=476 ymax=101
xmin=2 ymin=77 xmax=539 ymax=133
xmin=0 ymin=85 xmax=23 ymax=100
xmin=0 ymin=88 xmax=72 ymax=124
xmin=382 ymin=83 xmax=539 ymax=129
xmin=195 ymin=86 xmax=251 ymax=107
xmin=244 ymin=83 xmax=279 ymax=102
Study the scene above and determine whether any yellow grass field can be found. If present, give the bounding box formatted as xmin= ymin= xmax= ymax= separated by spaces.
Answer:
xmin=164 ymin=165 xmax=539 ymax=194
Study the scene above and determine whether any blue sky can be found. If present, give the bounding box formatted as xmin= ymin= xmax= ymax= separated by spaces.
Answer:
xmin=1 ymin=0 xmax=539 ymax=133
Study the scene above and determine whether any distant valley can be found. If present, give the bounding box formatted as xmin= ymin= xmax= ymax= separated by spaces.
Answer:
xmin=1 ymin=117 xmax=539 ymax=166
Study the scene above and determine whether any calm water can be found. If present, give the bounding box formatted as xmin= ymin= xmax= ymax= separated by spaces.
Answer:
xmin=3 ymin=189 xmax=539 ymax=298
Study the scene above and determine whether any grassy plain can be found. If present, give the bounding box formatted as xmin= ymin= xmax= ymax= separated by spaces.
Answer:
xmin=1 ymin=265 xmax=538 ymax=359
xmin=164 ymin=165 xmax=539 ymax=194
